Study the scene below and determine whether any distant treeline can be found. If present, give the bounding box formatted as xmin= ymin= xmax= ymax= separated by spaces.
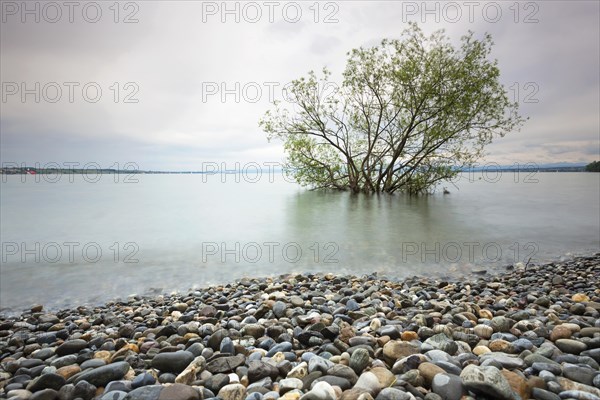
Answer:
xmin=0 ymin=167 xmax=218 ymax=175
xmin=586 ymin=161 xmax=600 ymax=172
xmin=0 ymin=168 xmax=144 ymax=174
xmin=465 ymin=166 xmax=587 ymax=173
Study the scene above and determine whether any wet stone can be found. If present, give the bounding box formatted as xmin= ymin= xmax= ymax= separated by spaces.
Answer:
xmin=267 ymin=342 xmax=293 ymax=357
xmin=151 ymin=351 xmax=195 ymax=374
xmin=158 ymin=383 xmax=200 ymax=400
xmin=132 ymin=372 xmax=156 ymax=388
xmin=72 ymin=361 xmax=130 ymax=387
xmin=30 ymin=388 xmax=59 ymax=400
xmin=27 ymin=373 xmax=66 ymax=392
xmin=562 ymin=363 xmax=597 ymax=386
xmin=248 ymin=360 xmax=279 ymax=382
xmin=532 ymin=362 xmax=562 ymax=375
xmin=460 ymin=365 xmax=515 ymax=400
xmin=312 ymin=376 xmax=352 ymax=391
xmin=205 ymin=373 xmax=230 ymax=393
xmin=50 ymin=355 xmax=78 ymax=369
xmin=431 ymin=373 xmax=464 ymax=400
xmin=158 ymin=373 xmax=177 ymax=384
xmin=207 ymin=354 xmax=246 ymax=374
xmin=375 ymin=388 xmax=412 ymax=400
xmin=555 ymin=339 xmax=587 ymax=354
xmin=80 ymin=359 xmax=106 ymax=370
xmin=73 ymin=380 xmax=97 ymax=400
xmin=56 ymin=339 xmax=88 ymax=356
xmin=349 ymin=348 xmax=370 ymax=374
xmin=273 ymin=301 xmax=287 ymax=318
xmin=219 ymin=383 xmax=247 ymax=400
xmin=531 ymin=388 xmax=561 ymax=400
xmin=101 ymin=391 xmax=128 ymax=400
xmin=105 ymin=380 xmax=133 ymax=393
xmin=32 ymin=348 xmax=55 ymax=361
xmin=124 ymin=385 xmax=164 ymax=400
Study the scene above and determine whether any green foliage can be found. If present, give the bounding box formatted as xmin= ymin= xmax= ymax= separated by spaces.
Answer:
xmin=586 ymin=161 xmax=600 ymax=172
xmin=260 ymin=23 xmax=526 ymax=194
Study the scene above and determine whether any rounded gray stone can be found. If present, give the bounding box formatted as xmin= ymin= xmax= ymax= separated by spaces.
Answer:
xmin=151 ymin=351 xmax=194 ymax=374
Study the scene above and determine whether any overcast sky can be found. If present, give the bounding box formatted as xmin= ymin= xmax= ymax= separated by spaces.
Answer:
xmin=1 ymin=0 xmax=599 ymax=170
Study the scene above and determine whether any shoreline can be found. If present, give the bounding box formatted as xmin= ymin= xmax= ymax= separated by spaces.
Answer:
xmin=0 ymin=255 xmax=599 ymax=399
xmin=2 ymin=249 xmax=599 ymax=317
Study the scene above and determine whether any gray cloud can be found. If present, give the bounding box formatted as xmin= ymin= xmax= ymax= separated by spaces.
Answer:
xmin=1 ymin=1 xmax=598 ymax=169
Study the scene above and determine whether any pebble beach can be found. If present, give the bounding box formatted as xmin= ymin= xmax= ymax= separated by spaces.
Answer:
xmin=1 ymin=254 xmax=600 ymax=400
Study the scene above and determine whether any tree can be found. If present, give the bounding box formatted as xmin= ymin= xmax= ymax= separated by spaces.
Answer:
xmin=586 ymin=161 xmax=600 ymax=172
xmin=260 ymin=24 xmax=526 ymax=194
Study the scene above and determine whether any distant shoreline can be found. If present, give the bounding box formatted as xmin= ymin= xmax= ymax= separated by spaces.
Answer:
xmin=0 ymin=166 xmax=593 ymax=175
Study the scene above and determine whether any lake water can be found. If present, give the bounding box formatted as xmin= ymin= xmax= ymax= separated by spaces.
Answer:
xmin=1 ymin=171 xmax=599 ymax=313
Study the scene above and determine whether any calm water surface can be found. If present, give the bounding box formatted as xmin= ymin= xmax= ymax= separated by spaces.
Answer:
xmin=1 ymin=172 xmax=599 ymax=313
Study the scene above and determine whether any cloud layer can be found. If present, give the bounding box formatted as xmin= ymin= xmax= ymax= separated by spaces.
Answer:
xmin=1 ymin=1 xmax=599 ymax=170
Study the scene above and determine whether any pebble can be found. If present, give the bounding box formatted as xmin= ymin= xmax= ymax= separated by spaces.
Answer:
xmin=279 ymin=378 xmax=304 ymax=393
xmin=418 ymin=362 xmax=445 ymax=386
xmin=151 ymin=351 xmax=195 ymax=374
xmin=555 ymin=339 xmax=588 ymax=354
xmin=288 ymin=362 xmax=308 ymax=380
xmin=349 ymin=348 xmax=370 ymax=374
xmin=563 ymin=363 xmax=598 ymax=386
xmin=69 ymin=361 xmax=128 ymax=388
xmin=375 ymin=388 xmax=412 ymax=400
xmin=532 ymin=388 xmax=561 ymax=400
xmin=132 ymin=372 xmax=156 ymax=388
xmin=73 ymin=380 xmax=96 ymax=399
xmin=558 ymin=390 xmax=600 ymax=400
xmin=382 ymin=341 xmax=419 ymax=364
xmin=431 ymin=373 xmax=464 ymax=400
xmin=300 ymin=381 xmax=336 ymax=400
xmin=159 ymin=384 xmax=201 ymax=400
xmin=55 ymin=339 xmax=88 ymax=356
xmin=124 ymin=385 xmax=163 ymax=400
xmin=105 ymin=380 xmax=132 ymax=393
xmin=312 ymin=375 xmax=351 ymax=390
xmin=460 ymin=364 xmax=516 ymax=400
xmin=532 ymin=362 xmax=562 ymax=375
xmin=219 ymin=383 xmax=247 ymax=400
